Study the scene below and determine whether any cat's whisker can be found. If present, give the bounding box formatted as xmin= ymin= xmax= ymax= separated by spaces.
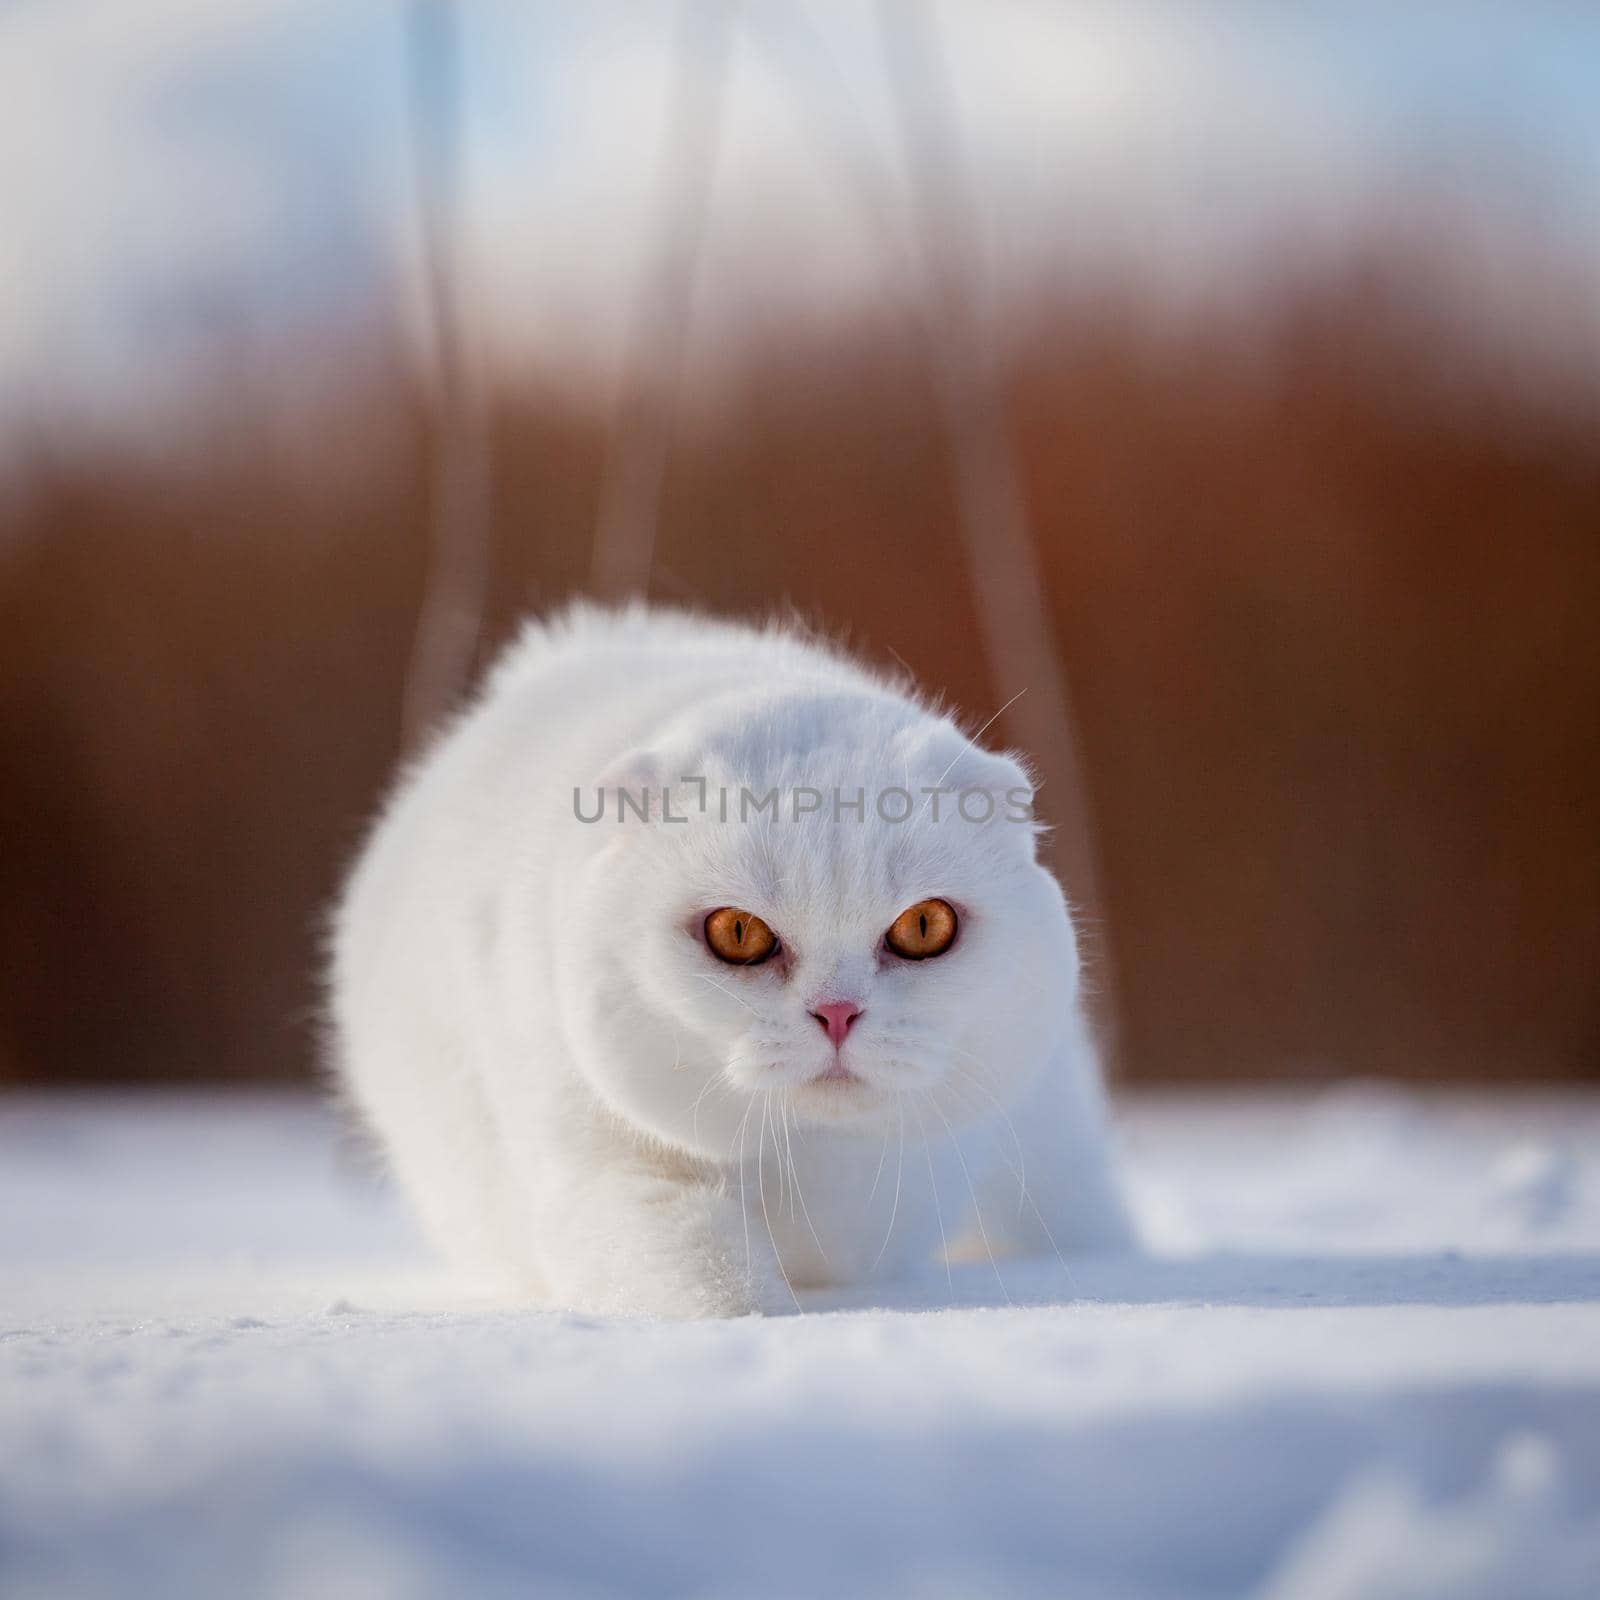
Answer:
xmin=935 ymin=686 xmax=1029 ymax=791
xmin=894 ymin=684 xmax=1032 ymax=854
xmin=938 ymin=1083 xmax=1027 ymax=1222
xmin=910 ymin=1099 xmax=954 ymax=1297
xmin=758 ymin=1092 xmax=803 ymax=1314
xmin=689 ymin=1073 xmax=735 ymax=1147
xmin=865 ymin=1114 xmax=894 ymax=1212
xmin=870 ymin=1096 xmax=908 ymax=1274
xmin=781 ymin=1093 xmax=831 ymax=1270
xmin=890 ymin=753 xmax=915 ymax=873
xmin=689 ymin=1079 xmax=712 ymax=1144
xmin=940 ymin=1048 xmax=1024 ymax=1135
xmin=720 ymin=1052 xmax=775 ymax=1070
xmin=772 ymin=1092 xmax=793 ymax=1221
xmin=779 ymin=1095 xmax=796 ymax=1223
xmin=693 ymin=972 xmax=760 ymax=1016
xmin=732 ymin=1095 xmax=757 ymax=1285
xmin=941 ymin=1058 xmax=1028 ymax=1214
xmin=929 ymin=1098 xmax=1013 ymax=1309
xmin=1016 ymin=1183 xmax=1082 ymax=1300
xmin=934 ymin=1075 xmax=1080 ymax=1297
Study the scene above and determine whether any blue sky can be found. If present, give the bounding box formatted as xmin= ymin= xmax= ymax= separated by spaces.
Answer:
xmin=2 ymin=1 xmax=1596 ymax=431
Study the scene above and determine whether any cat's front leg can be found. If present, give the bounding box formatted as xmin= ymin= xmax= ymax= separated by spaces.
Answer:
xmin=536 ymin=1161 xmax=792 ymax=1319
xmin=973 ymin=1021 xmax=1139 ymax=1260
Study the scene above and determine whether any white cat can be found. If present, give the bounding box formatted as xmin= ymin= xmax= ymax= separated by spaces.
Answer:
xmin=330 ymin=604 xmax=1134 ymax=1316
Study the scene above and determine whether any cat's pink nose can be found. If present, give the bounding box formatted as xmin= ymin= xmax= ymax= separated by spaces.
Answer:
xmin=810 ymin=1000 xmax=863 ymax=1049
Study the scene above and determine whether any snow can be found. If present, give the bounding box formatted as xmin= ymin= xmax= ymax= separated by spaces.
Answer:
xmin=3 ymin=1088 xmax=1599 ymax=1599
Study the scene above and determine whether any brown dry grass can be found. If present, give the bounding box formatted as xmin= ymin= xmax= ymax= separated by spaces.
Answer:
xmin=2 ymin=260 xmax=1596 ymax=1085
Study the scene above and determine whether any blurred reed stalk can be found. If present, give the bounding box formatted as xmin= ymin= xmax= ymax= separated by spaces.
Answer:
xmin=401 ymin=0 xmax=494 ymax=752
xmin=590 ymin=0 xmax=737 ymax=600
xmin=875 ymin=0 xmax=1119 ymax=1051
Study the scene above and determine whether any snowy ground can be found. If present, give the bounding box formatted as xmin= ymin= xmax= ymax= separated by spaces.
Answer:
xmin=3 ymin=1087 xmax=1599 ymax=1599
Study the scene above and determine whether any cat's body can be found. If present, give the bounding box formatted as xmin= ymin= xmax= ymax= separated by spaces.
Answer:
xmin=330 ymin=605 xmax=1133 ymax=1316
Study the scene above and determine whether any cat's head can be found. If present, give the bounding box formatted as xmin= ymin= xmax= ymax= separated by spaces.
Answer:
xmin=565 ymin=691 xmax=1081 ymax=1150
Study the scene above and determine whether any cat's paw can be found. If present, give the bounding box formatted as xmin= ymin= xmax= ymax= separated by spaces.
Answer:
xmin=566 ymin=1267 xmax=789 ymax=1320
xmin=628 ymin=1179 xmax=796 ymax=1317
xmin=658 ymin=1271 xmax=789 ymax=1320
xmin=634 ymin=1251 xmax=794 ymax=1319
xmin=542 ymin=1190 xmax=795 ymax=1318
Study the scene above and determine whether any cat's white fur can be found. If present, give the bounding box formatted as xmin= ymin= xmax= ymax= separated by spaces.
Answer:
xmin=330 ymin=605 xmax=1134 ymax=1316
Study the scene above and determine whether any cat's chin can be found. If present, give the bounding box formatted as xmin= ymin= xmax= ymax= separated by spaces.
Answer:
xmin=786 ymin=1068 xmax=899 ymax=1126
xmin=724 ymin=1052 xmax=950 ymax=1127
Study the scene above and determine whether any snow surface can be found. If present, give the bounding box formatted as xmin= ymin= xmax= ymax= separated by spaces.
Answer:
xmin=3 ymin=1087 xmax=1599 ymax=1599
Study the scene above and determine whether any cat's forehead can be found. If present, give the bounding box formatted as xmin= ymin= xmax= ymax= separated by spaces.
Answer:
xmin=674 ymin=788 xmax=1016 ymax=927
xmin=652 ymin=689 xmax=1035 ymax=919
xmin=703 ymin=703 xmax=1008 ymax=804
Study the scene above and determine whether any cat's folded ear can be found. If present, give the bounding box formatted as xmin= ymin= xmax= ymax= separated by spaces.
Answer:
xmin=947 ymin=745 xmax=1042 ymax=844
xmin=888 ymin=725 xmax=1039 ymax=835
xmin=953 ymin=745 xmax=1035 ymax=801
xmin=588 ymin=748 xmax=665 ymax=824
xmin=585 ymin=750 xmax=710 ymax=827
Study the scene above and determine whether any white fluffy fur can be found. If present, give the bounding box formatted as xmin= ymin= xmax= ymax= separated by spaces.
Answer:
xmin=330 ymin=605 xmax=1134 ymax=1317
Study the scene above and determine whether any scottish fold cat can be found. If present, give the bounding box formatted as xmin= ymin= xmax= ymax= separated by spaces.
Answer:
xmin=330 ymin=605 xmax=1133 ymax=1316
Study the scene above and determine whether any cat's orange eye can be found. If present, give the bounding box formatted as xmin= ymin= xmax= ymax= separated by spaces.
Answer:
xmin=885 ymin=898 xmax=958 ymax=960
xmin=704 ymin=907 xmax=779 ymax=965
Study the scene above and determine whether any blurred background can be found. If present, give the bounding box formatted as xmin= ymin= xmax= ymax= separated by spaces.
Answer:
xmin=1 ymin=0 xmax=1595 ymax=1092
